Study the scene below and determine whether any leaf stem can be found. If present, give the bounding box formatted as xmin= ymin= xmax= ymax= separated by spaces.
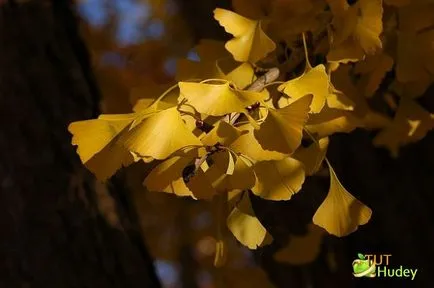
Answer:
xmin=200 ymin=78 xmax=227 ymax=84
xmin=149 ymin=83 xmax=179 ymax=109
xmin=263 ymin=81 xmax=285 ymax=89
xmin=303 ymin=127 xmax=332 ymax=169
xmin=302 ymin=32 xmax=312 ymax=70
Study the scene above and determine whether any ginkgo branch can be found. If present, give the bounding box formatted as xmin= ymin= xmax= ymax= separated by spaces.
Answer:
xmin=184 ymin=68 xmax=280 ymax=182
xmin=226 ymin=67 xmax=280 ymax=125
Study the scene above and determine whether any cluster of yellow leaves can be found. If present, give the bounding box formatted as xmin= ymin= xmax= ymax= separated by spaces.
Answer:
xmin=69 ymin=0 xmax=434 ymax=266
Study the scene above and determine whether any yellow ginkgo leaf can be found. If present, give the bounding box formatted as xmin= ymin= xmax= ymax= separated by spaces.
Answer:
xmin=328 ymin=0 xmax=383 ymax=61
xmin=373 ymin=97 xmax=434 ymax=157
xmin=278 ymin=64 xmax=328 ymax=113
xmin=184 ymin=168 xmax=219 ymax=200
xmin=230 ymin=124 xmax=288 ymax=162
xmin=87 ymin=145 xmax=138 ymax=181
xmin=354 ymin=52 xmax=394 ymax=98
xmin=354 ymin=0 xmax=383 ymax=54
xmin=144 ymin=148 xmax=205 ymax=198
xmin=254 ymin=95 xmax=313 ymax=155
xmin=327 ymin=85 xmax=355 ymax=111
xmin=69 ymin=113 xmax=136 ymax=163
xmin=327 ymin=38 xmax=365 ymax=64
xmin=227 ymin=192 xmax=273 ymax=249
xmin=306 ymin=105 xmax=362 ymax=138
xmin=252 ymin=157 xmax=305 ymax=201
xmin=179 ymin=81 xmax=267 ymax=116
xmin=213 ymin=8 xmax=276 ymax=63
xmin=219 ymin=61 xmax=256 ymax=89
xmin=176 ymin=40 xmax=258 ymax=89
xmin=201 ymin=120 xmax=247 ymax=147
xmin=193 ymin=150 xmax=256 ymax=193
xmin=68 ymin=113 xmax=138 ymax=180
xmin=122 ymin=107 xmax=203 ymax=159
xmin=274 ymin=223 xmax=325 ymax=265
xmin=313 ymin=163 xmax=372 ymax=237
xmin=293 ymin=137 xmax=330 ymax=176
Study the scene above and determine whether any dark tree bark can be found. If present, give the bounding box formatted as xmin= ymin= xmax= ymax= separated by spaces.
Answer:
xmin=0 ymin=1 xmax=160 ymax=287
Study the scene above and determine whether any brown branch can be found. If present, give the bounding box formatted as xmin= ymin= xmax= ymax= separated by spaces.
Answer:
xmin=187 ymin=67 xmax=280 ymax=179
xmin=225 ymin=67 xmax=280 ymax=124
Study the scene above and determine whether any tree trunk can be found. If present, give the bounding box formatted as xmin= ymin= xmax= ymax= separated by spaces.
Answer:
xmin=0 ymin=1 xmax=160 ymax=287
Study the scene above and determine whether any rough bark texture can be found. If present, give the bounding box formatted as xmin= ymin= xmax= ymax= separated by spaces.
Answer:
xmin=0 ymin=1 xmax=160 ymax=287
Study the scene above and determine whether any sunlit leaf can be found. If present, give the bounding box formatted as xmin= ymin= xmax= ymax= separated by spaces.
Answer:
xmin=200 ymin=120 xmax=247 ymax=147
xmin=213 ymin=8 xmax=276 ymax=63
xmin=306 ymin=105 xmax=362 ymax=138
xmin=313 ymin=163 xmax=372 ymax=237
xmin=144 ymin=148 xmax=204 ymax=198
xmin=255 ymin=95 xmax=313 ymax=154
xmin=230 ymin=123 xmax=288 ymax=162
xmin=122 ymin=107 xmax=202 ymax=159
xmin=193 ymin=150 xmax=256 ymax=193
xmin=227 ymin=192 xmax=273 ymax=249
xmin=69 ymin=113 xmax=138 ymax=180
xmin=278 ymin=64 xmax=328 ymax=113
xmin=179 ymin=81 xmax=267 ymax=116
xmin=252 ymin=157 xmax=306 ymax=201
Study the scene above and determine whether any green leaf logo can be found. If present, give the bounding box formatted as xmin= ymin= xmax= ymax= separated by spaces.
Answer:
xmin=352 ymin=253 xmax=376 ymax=278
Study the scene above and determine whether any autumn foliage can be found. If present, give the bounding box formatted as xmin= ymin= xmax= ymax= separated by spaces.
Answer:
xmin=69 ymin=0 xmax=434 ymax=268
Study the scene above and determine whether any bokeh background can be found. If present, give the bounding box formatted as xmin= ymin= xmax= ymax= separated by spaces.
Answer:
xmin=2 ymin=1 xmax=434 ymax=287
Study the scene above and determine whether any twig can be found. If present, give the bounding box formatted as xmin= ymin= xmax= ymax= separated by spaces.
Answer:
xmin=186 ymin=67 xmax=280 ymax=179
xmin=224 ymin=67 xmax=280 ymax=124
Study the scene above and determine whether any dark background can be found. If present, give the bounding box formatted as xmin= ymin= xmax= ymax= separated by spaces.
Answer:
xmin=1 ymin=0 xmax=433 ymax=287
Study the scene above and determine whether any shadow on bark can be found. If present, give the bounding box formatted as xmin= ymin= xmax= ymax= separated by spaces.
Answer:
xmin=0 ymin=1 xmax=160 ymax=287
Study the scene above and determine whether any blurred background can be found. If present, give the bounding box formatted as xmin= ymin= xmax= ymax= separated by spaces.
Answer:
xmin=2 ymin=0 xmax=434 ymax=287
